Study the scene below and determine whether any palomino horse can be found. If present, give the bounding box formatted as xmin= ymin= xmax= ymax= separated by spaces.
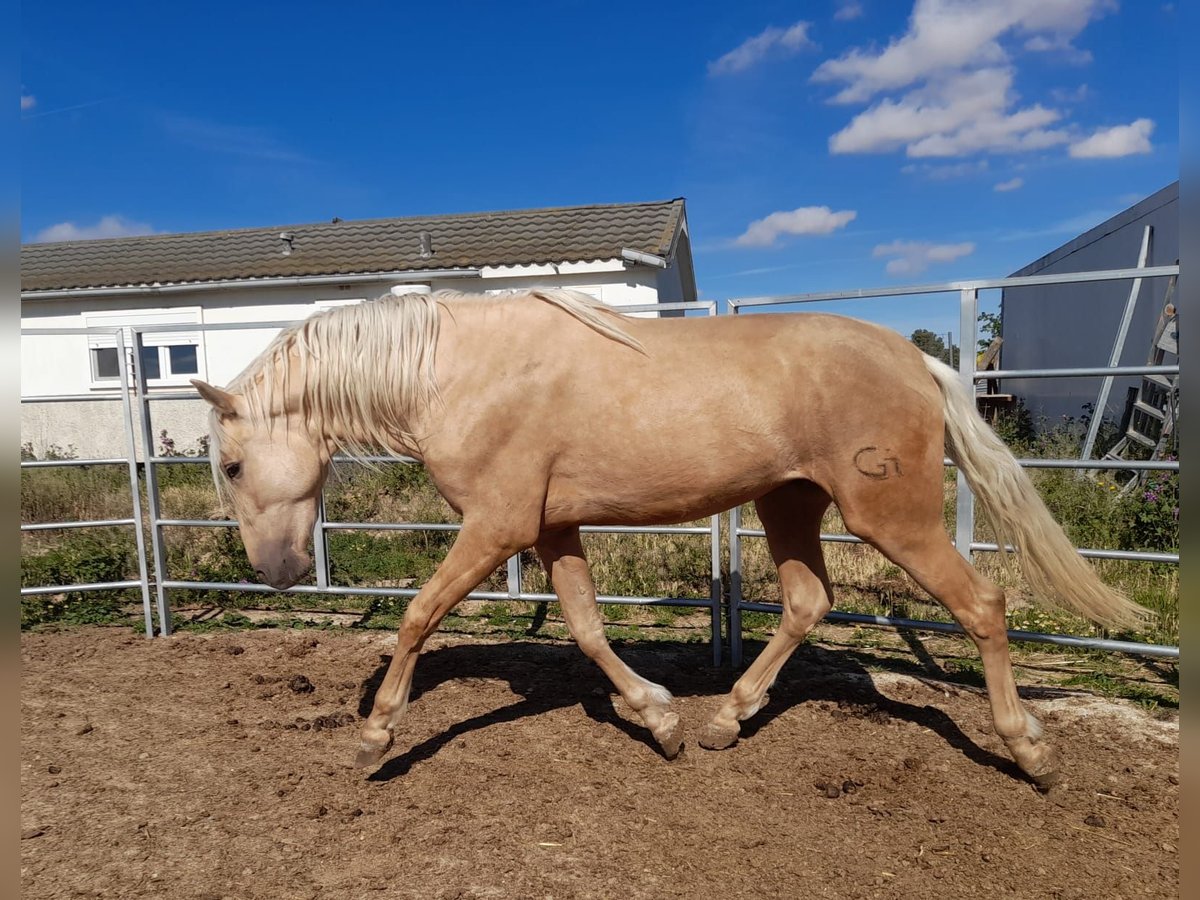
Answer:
xmin=193 ymin=288 xmax=1146 ymax=787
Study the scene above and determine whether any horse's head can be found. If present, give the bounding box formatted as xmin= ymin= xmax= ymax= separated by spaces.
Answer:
xmin=192 ymin=378 xmax=331 ymax=589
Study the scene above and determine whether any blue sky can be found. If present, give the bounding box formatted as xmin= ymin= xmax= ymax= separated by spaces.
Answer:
xmin=21 ymin=0 xmax=1178 ymax=340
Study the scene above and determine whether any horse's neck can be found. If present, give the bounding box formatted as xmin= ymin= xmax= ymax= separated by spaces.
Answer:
xmin=301 ymin=373 xmax=425 ymax=461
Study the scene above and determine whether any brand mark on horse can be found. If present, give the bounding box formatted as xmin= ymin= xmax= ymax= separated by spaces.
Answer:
xmin=854 ymin=446 xmax=903 ymax=479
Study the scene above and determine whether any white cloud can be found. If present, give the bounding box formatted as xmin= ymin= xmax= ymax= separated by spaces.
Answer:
xmin=873 ymin=240 xmax=975 ymax=276
xmin=735 ymin=206 xmax=857 ymax=247
xmin=812 ymin=0 xmax=1115 ymax=103
xmin=812 ymin=0 xmax=1127 ymax=160
xmin=829 ymin=66 xmax=1070 ymax=157
xmin=1069 ymin=118 xmax=1154 ymax=158
xmin=33 ymin=215 xmax=158 ymax=243
xmin=834 ymin=2 xmax=864 ymax=21
xmin=709 ymin=22 xmax=814 ymax=75
xmin=20 ymin=94 xmax=36 ymax=111
xmin=994 ymin=176 xmax=1024 ymax=191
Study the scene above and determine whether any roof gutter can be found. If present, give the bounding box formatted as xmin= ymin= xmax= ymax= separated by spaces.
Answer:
xmin=21 ymin=267 xmax=483 ymax=301
xmin=620 ymin=248 xmax=668 ymax=269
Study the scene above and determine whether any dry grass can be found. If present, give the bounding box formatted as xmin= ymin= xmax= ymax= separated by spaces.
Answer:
xmin=22 ymin=458 xmax=1178 ymax=647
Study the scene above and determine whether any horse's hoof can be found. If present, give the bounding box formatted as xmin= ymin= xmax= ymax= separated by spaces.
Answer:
xmin=697 ymin=721 xmax=739 ymax=751
xmin=655 ymin=712 xmax=684 ymax=760
xmin=354 ymin=730 xmax=394 ymax=770
xmin=354 ymin=746 xmax=386 ymax=770
xmin=1005 ymin=733 xmax=1058 ymax=789
xmin=1031 ymin=769 xmax=1061 ymax=793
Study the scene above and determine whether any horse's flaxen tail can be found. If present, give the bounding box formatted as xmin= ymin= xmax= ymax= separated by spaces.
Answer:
xmin=922 ymin=355 xmax=1150 ymax=631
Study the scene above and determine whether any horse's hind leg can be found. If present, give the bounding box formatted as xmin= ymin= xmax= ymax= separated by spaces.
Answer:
xmin=699 ymin=481 xmax=833 ymax=750
xmin=536 ymin=527 xmax=683 ymax=759
xmin=843 ymin=498 xmax=1057 ymax=786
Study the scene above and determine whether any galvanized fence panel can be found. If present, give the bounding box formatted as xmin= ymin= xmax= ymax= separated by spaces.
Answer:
xmin=20 ymin=328 xmax=155 ymax=636
xmin=22 ymin=283 xmax=1179 ymax=665
xmin=725 ymin=266 xmax=1180 ymax=665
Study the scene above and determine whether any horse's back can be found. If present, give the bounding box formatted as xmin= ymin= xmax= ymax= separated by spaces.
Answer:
xmin=500 ymin=308 xmax=946 ymax=527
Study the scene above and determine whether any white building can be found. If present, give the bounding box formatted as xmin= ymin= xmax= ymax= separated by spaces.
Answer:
xmin=21 ymin=199 xmax=697 ymax=458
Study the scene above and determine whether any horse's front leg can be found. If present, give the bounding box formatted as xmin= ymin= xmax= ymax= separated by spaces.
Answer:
xmin=536 ymin=527 xmax=683 ymax=759
xmin=354 ymin=522 xmax=525 ymax=769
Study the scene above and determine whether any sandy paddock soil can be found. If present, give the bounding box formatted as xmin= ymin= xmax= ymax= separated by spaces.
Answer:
xmin=21 ymin=626 xmax=1178 ymax=899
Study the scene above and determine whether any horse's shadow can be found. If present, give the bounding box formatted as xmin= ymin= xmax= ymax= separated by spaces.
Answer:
xmin=358 ymin=637 xmax=1022 ymax=783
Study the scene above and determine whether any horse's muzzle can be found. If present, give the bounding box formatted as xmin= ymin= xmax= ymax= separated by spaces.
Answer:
xmin=254 ymin=550 xmax=311 ymax=590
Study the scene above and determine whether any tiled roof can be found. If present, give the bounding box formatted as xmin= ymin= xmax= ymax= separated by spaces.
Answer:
xmin=22 ymin=199 xmax=687 ymax=292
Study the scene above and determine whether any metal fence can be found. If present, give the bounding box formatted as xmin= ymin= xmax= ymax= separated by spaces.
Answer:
xmin=727 ymin=265 xmax=1179 ymax=663
xmin=20 ymin=275 xmax=1180 ymax=663
xmin=20 ymin=327 xmax=156 ymax=636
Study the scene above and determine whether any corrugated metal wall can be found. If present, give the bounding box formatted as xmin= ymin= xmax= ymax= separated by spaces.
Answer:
xmin=1000 ymin=182 xmax=1178 ymax=431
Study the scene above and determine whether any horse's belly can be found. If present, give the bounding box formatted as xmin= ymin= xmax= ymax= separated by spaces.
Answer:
xmin=542 ymin=458 xmax=792 ymax=528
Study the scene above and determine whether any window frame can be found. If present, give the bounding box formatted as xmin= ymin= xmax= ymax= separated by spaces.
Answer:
xmin=82 ymin=307 xmax=207 ymax=390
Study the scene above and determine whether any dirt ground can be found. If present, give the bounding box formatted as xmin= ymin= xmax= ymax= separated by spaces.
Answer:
xmin=21 ymin=625 xmax=1178 ymax=899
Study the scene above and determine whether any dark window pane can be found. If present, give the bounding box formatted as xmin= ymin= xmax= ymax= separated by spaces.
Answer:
xmin=168 ymin=344 xmax=198 ymax=374
xmin=139 ymin=345 xmax=161 ymax=380
xmin=93 ymin=347 xmax=120 ymax=379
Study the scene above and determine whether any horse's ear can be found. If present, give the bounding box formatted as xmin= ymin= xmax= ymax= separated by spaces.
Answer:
xmin=191 ymin=380 xmax=238 ymax=417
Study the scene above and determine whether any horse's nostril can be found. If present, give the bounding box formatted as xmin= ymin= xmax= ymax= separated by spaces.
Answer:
xmin=255 ymin=569 xmax=268 ymax=582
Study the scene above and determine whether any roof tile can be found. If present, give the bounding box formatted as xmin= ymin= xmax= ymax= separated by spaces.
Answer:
xmin=22 ymin=199 xmax=686 ymax=292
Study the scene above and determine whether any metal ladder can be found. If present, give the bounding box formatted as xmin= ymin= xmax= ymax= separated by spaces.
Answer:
xmin=1098 ymin=272 xmax=1178 ymax=494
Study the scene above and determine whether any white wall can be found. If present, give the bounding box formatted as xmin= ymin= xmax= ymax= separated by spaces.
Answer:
xmin=20 ymin=260 xmax=672 ymax=458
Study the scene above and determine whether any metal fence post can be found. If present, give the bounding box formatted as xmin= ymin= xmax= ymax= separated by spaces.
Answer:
xmin=955 ymin=288 xmax=978 ymax=560
xmin=729 ymin=505 xmax=744 ymax=668
xmin=506 ymin=554 xmax=522 ymax=599
xmin=312 ymin=491 xmax=330 ymax=589
xmin=1081 ymin=225 xmax=1152 ymax=461
xmin=132 ymin=328 xmax=173 ymax=635
xmin=115 ymin=330 xmax=155 ymax=637
xmin=710 ymin=513 xmax=722 ymax=667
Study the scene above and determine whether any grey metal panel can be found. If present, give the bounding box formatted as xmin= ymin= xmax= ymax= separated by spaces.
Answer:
xmin=1000 ymin=183 xmax=1179 ymax=428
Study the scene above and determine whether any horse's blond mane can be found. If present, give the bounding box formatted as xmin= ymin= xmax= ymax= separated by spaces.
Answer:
xmin=208 ymin=288 xmax=640 ymax=498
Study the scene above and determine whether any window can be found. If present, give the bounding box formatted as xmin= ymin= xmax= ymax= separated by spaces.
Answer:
xmin=83 ymin=308 xmax=206 ymax=388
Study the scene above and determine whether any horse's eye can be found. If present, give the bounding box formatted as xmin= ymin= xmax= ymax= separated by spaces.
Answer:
xmin=224 ymin=462 xmax=242 ymax=480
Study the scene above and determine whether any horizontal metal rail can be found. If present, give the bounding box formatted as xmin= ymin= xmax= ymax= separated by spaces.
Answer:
xmin=323 ymin=521 xmax=712 ymax=535
xmin=158 ymin=517 xmax=714 ymax=537
xmin=734 ymin=526 xmax=1178 ymax=565
xmin=159 ymin=580 xmax=714 ymax=609
xmin=981 ymin=364 xmax=1178 ymax=380
xmin=727 ymin=264 xmax=1179 ymax=308
xmin=968 ymin=541 xmax=1178 ymax=564
xmin=736 ymin=603 xmax=1178 ymax=659
xmin=142 ymin=453 xmax=1180 ymax=473
xmin=21 ymin=580 xmax=144 ymax=596
xmin=21 ymin=457 xmax=131 ymax=468
xmin=22 ymin=518 xmax=137 ymax=532
xmin=20 ymin=394 xmax=130 ymax=404
xmin=1015 ymin=458 xmax=1177 ymax=471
